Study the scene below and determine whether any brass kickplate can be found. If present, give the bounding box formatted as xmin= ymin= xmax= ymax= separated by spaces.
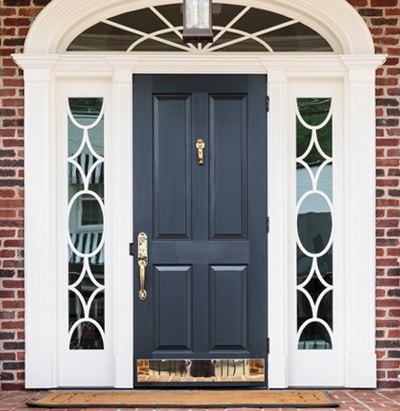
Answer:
xmin=137 ymin=358 xmax=265 ymax=383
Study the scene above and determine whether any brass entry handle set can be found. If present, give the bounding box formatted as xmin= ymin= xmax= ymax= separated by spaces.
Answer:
xmin=137 ymin=232 xmax=148 ymax=300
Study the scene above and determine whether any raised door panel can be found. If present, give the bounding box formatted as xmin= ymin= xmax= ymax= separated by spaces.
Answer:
xmin=153 ymin=95 xmax=192 ymax=239
xmin=153 ymin=265 xmax=193 ymax=353
xmin=209 ymin=95 xmax=248 ymax=240
xmin=209 ymin=265 xmax=248 ymax=352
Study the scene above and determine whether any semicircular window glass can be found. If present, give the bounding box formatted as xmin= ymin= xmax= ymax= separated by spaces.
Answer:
xmin=68 ymin=3 xmax=333 ymax=52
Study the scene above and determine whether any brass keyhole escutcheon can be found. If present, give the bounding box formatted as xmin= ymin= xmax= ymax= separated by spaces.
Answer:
xmin=196 ymin=138 xmax=205 ymax=165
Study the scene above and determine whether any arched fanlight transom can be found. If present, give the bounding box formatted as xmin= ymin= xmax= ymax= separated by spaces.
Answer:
xmin=68 ymin=3 xmax=332 ymax=52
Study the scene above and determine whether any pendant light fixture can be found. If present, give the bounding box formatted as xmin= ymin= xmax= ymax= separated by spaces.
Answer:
xmin=183 ymin=0 xmax=213 ymax=44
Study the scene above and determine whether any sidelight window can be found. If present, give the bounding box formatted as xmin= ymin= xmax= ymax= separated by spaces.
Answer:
xmin=67 ymin=98 xmax=106 ymax=350
xmin=296 ymin=98 xmax=333 ymax=350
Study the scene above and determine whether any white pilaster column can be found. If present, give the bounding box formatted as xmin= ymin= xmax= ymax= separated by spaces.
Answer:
xmin=342 ymin=55 xmax=385 ymax=388
xmin=14 ymin=56 xmax=58 ymax=388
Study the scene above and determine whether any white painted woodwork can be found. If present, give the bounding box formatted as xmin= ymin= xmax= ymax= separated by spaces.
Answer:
xmin=13 ymin=0 xmax=385 ymax=388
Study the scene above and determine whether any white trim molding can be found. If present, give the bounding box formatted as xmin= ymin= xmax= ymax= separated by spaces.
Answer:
xmin=13 ymin=0 xmax=385 ymax=389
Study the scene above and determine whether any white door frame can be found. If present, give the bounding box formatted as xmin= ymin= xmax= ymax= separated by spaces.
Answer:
xmin=13 ymin=0 xmax=385 ymax=389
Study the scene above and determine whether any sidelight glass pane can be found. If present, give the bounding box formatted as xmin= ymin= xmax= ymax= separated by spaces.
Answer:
xmin=68 ymin=97 xmax=105 ymax=350
xmin=296 ymin=97 xmax=333 ymax=350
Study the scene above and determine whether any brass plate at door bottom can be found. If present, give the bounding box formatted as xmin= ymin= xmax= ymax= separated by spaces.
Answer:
xmin=137 ymin=359 xmax=264 ymax=383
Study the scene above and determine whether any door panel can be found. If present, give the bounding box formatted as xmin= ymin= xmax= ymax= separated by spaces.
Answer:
xmin=210 ymin=95 xmax=248 ymax=239
xmin=153 ymin=95 xmax=192 ymax=239
xmin=154 ymin=266 xmax=192 ymax=351
xmin=133 ymin=75 xmax=267 ymax=387
xmin=209 ymin=266 xmax=248 ymax=350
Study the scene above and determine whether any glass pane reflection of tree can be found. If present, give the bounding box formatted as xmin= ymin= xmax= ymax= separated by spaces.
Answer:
xmin=296 ymin=98 xmax=333 ymax=350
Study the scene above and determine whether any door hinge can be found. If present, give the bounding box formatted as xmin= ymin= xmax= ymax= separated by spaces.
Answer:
xmin=129 ymin=242 xmax=135 ymax=257
xmin=267 ymin=337 xmax=270 ymax=355
xmin=266 ymin=217 xmax=270 ymax=233
xmin=265 ymin=96 xmax=270 ymax=112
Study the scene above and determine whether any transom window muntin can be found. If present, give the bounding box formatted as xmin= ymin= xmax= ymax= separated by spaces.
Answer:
xmin=68 ymin=3 xmax=333 ymax=52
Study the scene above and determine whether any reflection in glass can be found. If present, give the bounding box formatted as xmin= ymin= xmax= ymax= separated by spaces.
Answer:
xmin=298 ymin=323 xmax=331 ymax=349
xmin=296 ymin=97 xmax=333 ymax=350
xmin=68 ymin=98 xmax=105 ymax=350
xmin=70 ymin=321 xmax=104 ymax=350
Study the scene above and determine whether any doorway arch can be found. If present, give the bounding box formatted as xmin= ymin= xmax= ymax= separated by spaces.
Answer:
xmin=25 ymin=0 xmax=374 ymax=54
xmin=14 ymin=0 xmax=384 ymax=388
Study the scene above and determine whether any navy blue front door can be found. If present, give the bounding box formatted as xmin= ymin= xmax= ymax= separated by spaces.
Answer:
xmin=133 ymin=75 xmax=268 ymax=387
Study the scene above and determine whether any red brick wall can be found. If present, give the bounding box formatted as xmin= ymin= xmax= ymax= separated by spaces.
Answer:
xmin=0 ymin=0 xmax=51 ymax=390
xmin=0 ymin=0 xmax=399 ymax=390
